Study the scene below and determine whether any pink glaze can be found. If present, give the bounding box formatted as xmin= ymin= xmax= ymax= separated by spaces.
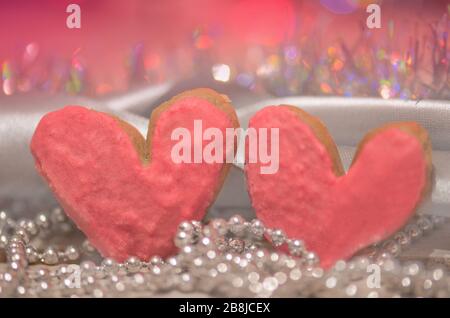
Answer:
xmin=31 ymin=98 xmax=234 ymax=262
xmin=245 ymin=106 xmax=427 ymax=268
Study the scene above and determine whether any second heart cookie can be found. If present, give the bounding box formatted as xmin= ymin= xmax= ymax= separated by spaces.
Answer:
xmin=245 ymin=105 xmax=431 ymax=268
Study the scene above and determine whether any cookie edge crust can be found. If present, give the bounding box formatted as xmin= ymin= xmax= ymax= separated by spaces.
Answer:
xmin=352 ymin=121 xmax=433 ymax=203
xmin=281 ymin=105 xmax=345 ymax=176
xmin=279 ymin=105 xmax=432 ymax=202
xmin=110 ymin=88 xmax=240 ymax=206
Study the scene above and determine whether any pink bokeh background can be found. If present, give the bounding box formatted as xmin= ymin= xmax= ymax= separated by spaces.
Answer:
xmin=0 ymin=0 xmax=448 ymax=94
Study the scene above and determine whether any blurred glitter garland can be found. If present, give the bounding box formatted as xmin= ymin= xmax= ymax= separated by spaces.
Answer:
xmin=1 ymin=12 xmax=449 ymax=100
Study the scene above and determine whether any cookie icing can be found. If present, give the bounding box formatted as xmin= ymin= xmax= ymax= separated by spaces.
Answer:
xmin=245 ymin=106 xmax=429 ymax=268
xmin=31 ymin=91 xmax=238 ymax=261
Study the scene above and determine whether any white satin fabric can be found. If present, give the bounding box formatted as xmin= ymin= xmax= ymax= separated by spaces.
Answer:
xmin=0 ymin=88 xmax=448 ymax=219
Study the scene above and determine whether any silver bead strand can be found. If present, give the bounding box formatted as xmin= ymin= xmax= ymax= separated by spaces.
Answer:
xmin=0 ymin=206 xmax=449 ymax=297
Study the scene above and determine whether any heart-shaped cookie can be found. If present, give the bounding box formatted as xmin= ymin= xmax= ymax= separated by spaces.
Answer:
xmin=31 ymin=88 xmax=239 ymax=261
xmin=245 ymin=105 xmax=431 ymax=268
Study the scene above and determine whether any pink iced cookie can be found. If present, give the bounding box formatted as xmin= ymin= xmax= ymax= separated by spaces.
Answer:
xmin=31 ymin=89 xmax=239 ymax=262
xmin=245 ymin=106 xmax=431 ymax=268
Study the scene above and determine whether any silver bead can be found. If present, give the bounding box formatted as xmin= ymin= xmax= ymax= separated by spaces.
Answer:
xmin=167 ymin=257 xmax=179 ymax=269
xmin=22 ymin=220 xmax=39 ymax=237
xmin=8 ymin=246 xmax=22 ymax=255
xmin=174 ymin=231 xmax=190 ymax=248
xmin=416 ymin=216 xmax=433 ymax=232
xmin=254 ymin=249 xmax=269 ymax=261
xmin=17 ymin=219 xmax=28 ymax=229
xmin=39 ymin=281 xmax=49 ymax=292
xmin=403 ymin=262 xmax=423 ymax=276
xmin=215 ymin=237 xmax=229 ymax=252
xmin=35 ymin=268 xmax=48 ymax=278
xmin=151 ymin=265 xmax=162 ymax=276
xmin=353 ymin=256 xmax=370 ymax=270
xmin=405 ymin=224 xmax=422 ymax=240
xmin=304 ymin=251 xmax=319 ymax=265
xmin=209 ymin=219 xmax=228 ymax=237
xmin=116 ymin=263 xmax=129 ymax=276
xmin=270 ymin=252 xmax=280 ymax=263
xmin=2 ymin=271 xmax=15 ymax=283
xmin=228 ymin=214 xmax=246 ymax=235
xmin=65 ymin=245 xmax=80 ymax=261
xmin=216 ymin=262 xmax=228 ymax=273
xmin=125 ymin=257 xmax=141 ymax=273
xmin=375 ymin=252 xmax=393 ymax=266
xmin=180 ymin=246 xmax=195 ymax=261
xmin=0 ymin=210 xmax=7 ymax=223
xmin=345 ymin=284 xmax=358 ymax=297
xmin=201 ymin=225 xmax=214 ymax=238
xmin=59 ymin=222 xmax=73 ymax=234
xmin=250 ymin=219 xmax=265 ymax=238
xmin=381 ymin=258 xmax=400 ymax=273
xmin=382 ymin=240 xmax=401 ymax=256
xmin=17 ymin=219 xmax=38 ymax=237
xmin=42 ymin=247 xmax=59 ymax=265
xmin=9 ymin=260 xmax=24 ymax=273
xmin=101 ymin=258 xmax=118 ymax=273
xmin=193 ymin=257 xmax=204 ymax=267
xmin=84 ymin=275 xmax=96 ymax=286
xmin=178 ymin=221 xmax=193 ymax=234
xmin=393 ymin=231 xmax=410 ymax=247
xmin=82 ymin=240 xmax=96 ymax=253
xmin=245 ymin=242 xmax=258 ymax=252
xmin=431 ymin=267 xmax=445 ymax=281
xmin=0 ymin=235 xmax=7 ymax=249
xmin=191 ymin=221 xmax=202 ymax=234
xmin=14 ymin=229 xmax=29 ymax=244
xmin=229 ymin=239 xmax=245 ymax=253
xmin=25 ymin=246 xmax=39 ymax=263
xmin=333 ymin=260 xmax=347 ymax=272
xmin=9 ymin=235 xmax=25 ymax=245
xmin=199 ymin=237 xmax=212 ymax=250
xmin=35 ymin=213 xmax=50 ymax=230
xmin=16 ymin=285 xmax=27 ymax=296
xmin=288 ymin=239 xmax=304 ymax=256
xmin=80 ymin=260 xmax=97 ymax=272
xmin=149 ymin=255 xmax=163 ymax=265
xmin=10 ymin=253 xmax=24 ymax=263
xmin=262 ymin=276 xmax=279 ymax=292
xmin=270 ymin=229 xmax=286 ymax=247
xmin=131 ymin=272 xmax=145 ymax=284
xmin=93 ymin=288 xmax=104 ymax=298
xmin=178 ymin=273 xmax=194 ymax=292
xmin=50 ymin=207 xmax=66 ymax=223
